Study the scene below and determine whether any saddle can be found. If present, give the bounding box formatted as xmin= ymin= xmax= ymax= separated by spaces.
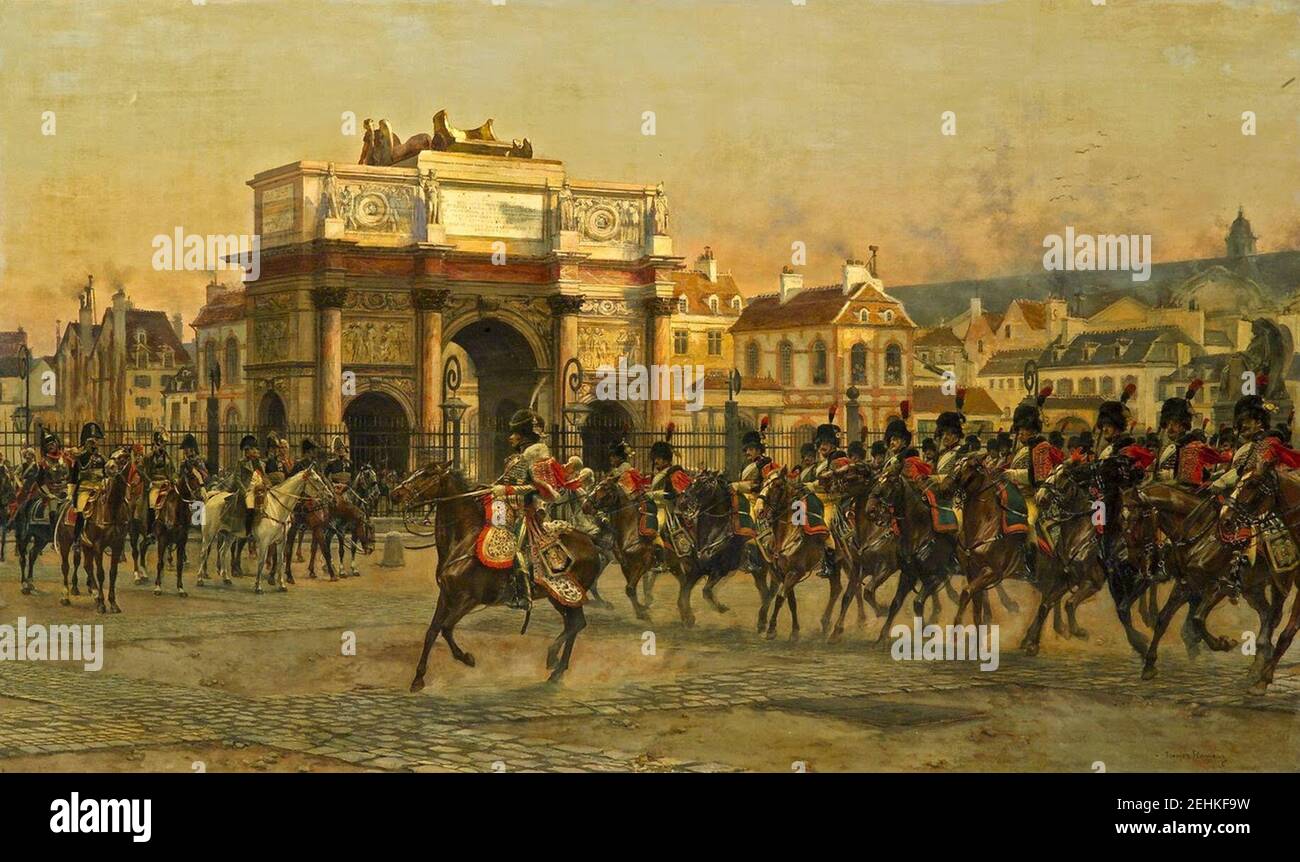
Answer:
xmin=921 ymin=488 xmax=959 ymax=534
xmin=996 ymin=481 xmax=1030 ymax=537
xmin=730 ymin=492 xmax=757 ymax=539
xmin=637 ymin=496 xmax=658 ymax=538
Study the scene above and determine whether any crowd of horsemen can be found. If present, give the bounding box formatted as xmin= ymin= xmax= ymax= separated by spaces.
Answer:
xmin=4 ymin=374 xmax=1298 ymax=620
xmin=477 ymin=372 xmax=1300 ymax=614
xmin=0 ymin=423 xmax=382 ymax=550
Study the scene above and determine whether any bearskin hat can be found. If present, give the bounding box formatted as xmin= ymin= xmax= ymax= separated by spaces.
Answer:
xmin=1159 ymin=379 xmax=1201 ymax=429
xmin=181 ymin=433 xmax=199 ymax=452
xmin=609 ymin=438 xmax=632 ymax=461
xmin=508 ymin=408 xmax=544 ymax=440
xmin=239 ymin=434 xmax=258 ymax=451
xmin=884 ymin=401 xmax=912 ymax=446
xmin=847 ymin=440 xmax=866 ymax=459
xmin=650 ymin=423 xmax=675 ymax=463
xmin=153 ymin=430 xmax=168 ymax=447
xmin=300 ymin=437 xmax=318 ymax=454
xmin=814 ymin=406 xmax=841 ymax=446
xmin=870 ymin=441 xmax=887 ymax=457
xmin=1096 ymin=383 xmax=1136 ymax=432
xmin=80 ymin=422 xmax=104 ymax=445
xmin=936 ymin=388 xmax=967 ymax=439
xmin=1234 ymin=393 xmax=1271 ymax=427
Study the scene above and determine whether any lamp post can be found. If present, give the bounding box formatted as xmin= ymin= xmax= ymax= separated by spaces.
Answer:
xmin=724 ymin=368 xmax=743 ymax=477
xmin=206 ymin=364 xmax=221 ymax=472
xmin=440 ymin=356 xmax=468 ymax=471
xmin=558 ymin=357 xmax=589 ymax=459
xmin=16 ymin=344 xmax=31 ymax=445
xmin=845 ymin=385 xmax=861 ymax=442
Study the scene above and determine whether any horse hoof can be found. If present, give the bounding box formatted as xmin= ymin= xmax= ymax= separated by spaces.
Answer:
xmin=1141 ymin=665 xmax=1157 ymax=680
xmin=546 ymin=670 xmax=565 ymax=684
xmin=460 ymin=652 xmax=476 ymax=668
xmin=827 ymin=630 xmax=843 ymax=644
xmin=70 ymin=586 xmax=80 ymax=596
xmin=409 ymin=678 xmax=426 ymax=693
xmin=789 ymin=631 xmax=800 ymax=643
xmin=329 ymin=575 xmax=338 ymax=582
xmin=1071 ymin=628 xmax=1089 ymax=640
xmin=285 ymin=576 xmax=296 ymax=585
xmin=764 ymin=630 xmax=777 ymax=641
xmin=177 ymin=589 xmax=188 ymax=598
xmin=222 ymin=578 xmax=233 ymax=586
xmin=153 ymin=587 xmax=162 ymax=596
xmin=60 ymin=597 xmax=71 ymax=606
xmin=307 ymin=573 xmax=318 ymax=580
xmin=254 ymin=586 xmax=263 ymax=595
xmin=110 ymin=604 xmax=122 ymax=614
xmin=21 ymin=585 xmax=32 ymax=596
xmin=1247 ymin=680 xmax=1269 ymax=697
xmin=277 ymin=585 xmax=288 ymax=593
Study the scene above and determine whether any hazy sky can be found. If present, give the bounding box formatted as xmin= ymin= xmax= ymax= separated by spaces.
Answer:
xmin=2 ymin=0 xmax=1298 ymax=353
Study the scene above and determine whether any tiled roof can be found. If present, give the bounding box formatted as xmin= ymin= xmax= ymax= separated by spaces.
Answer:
xmin=0 ymin=330 xmax=27 ymax=359
xmin=915 ymin=327 xmax=964 ymax=348
xmin=1011 ymin=299 xmax=1048 ymax=330
xmin=0 ymin=356 xmax=26 ymax=377
xmin=912 ymin=385 xmax=1001 ymax=417
xmin=1038 ymin=326 xmax=1200 ymax=369
xmin=191 ymin=289 xmax=246 ymax=328
xmin=731 ymin=283 xmax=909 ymax=333
xmin=668 ymin=270 xmax=743 ymax=317
xmin=977 ymin=347 xmax=1042 ymax=376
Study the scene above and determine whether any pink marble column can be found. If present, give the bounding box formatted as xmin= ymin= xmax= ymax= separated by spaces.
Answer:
xmin=644 ymin=296 xmax=674 ymax=429
xmin=313 ymin=283 xmax=348 ymax=426
xmin=414 ymin=287 xmax=452 ymax=433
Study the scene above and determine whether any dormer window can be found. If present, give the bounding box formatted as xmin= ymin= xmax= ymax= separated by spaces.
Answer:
xmin=858 ymin=309 xmax=870 ymax=324
xmin=1053 ymin=345 xmax=1067 ymax=361
xmin=1081 ymin=342 xmax=1099 ymax=361
xmin=677 ymin=295 xmax=688 ymax=315
xmin=707 ymin=295 xmax=720 ymax=314
xmin=1114 ymin=338 xmax=1132 ymax=358
xmin=135 ymin=329 xmax=148 ymax=346
xmin=731 ymin=296 xmax=743 ymax=312
xmin=881 ymin=309 xmax=894 ymax=324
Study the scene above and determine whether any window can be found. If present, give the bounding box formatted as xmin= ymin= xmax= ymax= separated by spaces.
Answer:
xmin=225 ymin=337 xmax=241 ymax=384
xmin=884 ymin=344 xmax=902 ymax=385
xmin=745 ymin=341 xmax=760 ymax=377
xmin=134 ymin=375 xmax=151 ymax=389
xmin=731 ymin=296 xmax=743 ymax=312
xmin=673 ymin=330 xmax=689 ymax=355
xmin=977 ymin=339 xmax=984 ymax=354
xmin=850 ymin=343 xmax=867 ymax=384
xmin=1057 ymin=378 xmax=1074 ymax=396
xmin=160 ymin=345 xmax=173 ymax=368
xmin=779 ymin=342 xmax=794 ymax=385
xmin=858 ymin=309 xmax=870 ymax=324
xmin=1080 ymin=377 xmax=1096 ymax=395
xmin=205 ymin=341 xmax=219 ymax=382
xmin=707 ymin=330 xmax=723 ymax=356
xmin=1100 ymin=377 xmax=1115 ymax=396
xmin=707 ymin=295 xmax=720 ymax=314
xmin=677 ymin=295 xmax=688 ymax=315
xmin=811 ymin=340 xmax=828 ymax=385
xmin=882 ymin=309 xmax=894 ymax=323
xmin=1005 ymin=325 xmax=1012 ymax=338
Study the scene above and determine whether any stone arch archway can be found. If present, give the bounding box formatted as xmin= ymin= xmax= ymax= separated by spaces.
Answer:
xmin=581 ymin=399 xmax=636 ymax=471
xmin=257 ymin=390 xmax=287 ymax=435
xmin=447 ymin=316 xmax=546 ymax=480
xmin=343 ymin=390 xmax=411 ymax=472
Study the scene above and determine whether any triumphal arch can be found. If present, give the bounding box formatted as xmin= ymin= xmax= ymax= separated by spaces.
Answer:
xmin=243 ymin=111 xmax=681 ymax=451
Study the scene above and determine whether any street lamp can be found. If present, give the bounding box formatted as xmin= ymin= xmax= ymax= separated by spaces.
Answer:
xmin=440 ymin=356 xmax=468 ymax=470
xmin=16 ymin=345 xmax=31 ymax=445
xmin=559 ymin=357 xmax=589 ymax=458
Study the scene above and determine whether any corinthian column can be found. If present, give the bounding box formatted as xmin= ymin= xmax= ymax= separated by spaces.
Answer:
xmin=413 ymin=287 xmax=452 ymax=433
xmin=313 ymin=282 xmax=349 ymax=426
xmin=644 ymin=296 xmax=674 ymax=429
xmin=548 ymin=294 xmax=586 ymax=429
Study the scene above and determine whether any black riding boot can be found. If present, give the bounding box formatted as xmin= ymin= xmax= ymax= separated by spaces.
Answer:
xmin=1023 ymin=542 xmax=1038 ymax=585
xmin=505 ymin=567 xmax=533 ymax=610
xmin=819 ymin=546 xmax=837 ymax=579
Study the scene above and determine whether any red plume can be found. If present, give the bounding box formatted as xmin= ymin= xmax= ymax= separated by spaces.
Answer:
xmin=759 ymin=415 xmax=769 ymax=432
xmin=1202 ymin=417 xmax=1211 ymax=429
xmin=899 ymin=400 xmax=911 ymax=421
xmin=956 ymin=387 xmax=967 ymax=411
xmin=1037 ymin=384 xmax=1053 ymax=407
xmin=1121 ymin=383 xmax=1137 ymax=403
xmin=1257 ymin=373 xmax=1270 ymax=388
xmin=665 ymin=422 xmax=675 ymax=442
xmin=1185 ymin=378 xmax=1203 ymax=401
xmin=828 ymin=405 xmax=837 ymax=423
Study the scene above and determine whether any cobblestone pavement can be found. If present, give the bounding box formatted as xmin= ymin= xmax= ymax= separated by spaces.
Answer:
xmin=1 ymin=557 xmax=1298 ymax=773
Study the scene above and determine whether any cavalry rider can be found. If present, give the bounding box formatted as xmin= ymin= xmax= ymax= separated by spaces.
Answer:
xmin=1003 ymin=387 xmax=1061 ymax=579
xmin=225 ymin=434 xmax=266 ymax=536
xmin=647 ymin=424 xmax=694 ymax=556
xmin=730 ymin=420 xmax=774 ymax=497
xmin=1208 ymin=389 xmax=1275 ymax=497
xmin=16 ymin=433 xmax=70 ymax=522
xmin=490 ymin=408 xmax=574 ymax=611
xmin=794 ymin=442 xmax=818 ymax=481
xmin=931 ymin=390 xmax=967 ymax=483
xmin=287 ymin=437 xmax=320 ymax=477
xmin=178 ymin=433 xmax=210 ymax=491
xmin=806 ymin=408 xmax=850 ymax=579
xmin=69 ymin=422 xmax=108 ymax=538
xmin=868 ymin=440 xmax=887 ymax=471
xmin=142 ymin=430 xmax=177 ymax=532
xmin=324 ymin=436 xmax=353 ymax=493
xmin=1095 ymin=384 xmax=1138 ymax=461
xmin=264 ymin=432 xmax=291 ymax=484
xmin=882 ymin=401 xmax=920 ymax=473
xmin=846 ymin=440 xmax=866 ymax=465
xmin=1152 ymin=379 xmax=1216 ymax=486
xmin=608 ymin=439 xmax=648 ymax=496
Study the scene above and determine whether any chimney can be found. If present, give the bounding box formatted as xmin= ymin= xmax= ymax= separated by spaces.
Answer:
xmin=695 ymin=246 xmax=718 ymax=283
xmin=206 ymin=273 xmax=225 ymax=305
xmin=970 ymin=294 xmax=982 ymax=322
xmin=78 ymin=278 xmax=94 ymax=350
xmin=112 ymin=287 xmax=128 ymax=351
xmin=842 ymin=257 xmax=869 ymax=295
xmin=779 ymin=265 xmax=803 ymax=304
xmin=867 ymin=245 xmax=880 ymax=278
xmin=171 ymin=313 xmax=184 ymax=342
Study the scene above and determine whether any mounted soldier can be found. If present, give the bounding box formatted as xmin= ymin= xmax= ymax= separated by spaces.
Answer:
xmin=806 ymin=407 xmax=849 ymax=579
xmin=141 ymin=430 xmax=176 ymax=534
xmin=1209 ymin=386 xmax=1276 ymax=497
xmin=288 ymin=437 xmax=320 ymax=477
xmin=222 ymin=434 xmax=266 ymax=536
xmin=882 ymin=401 xmax=920 ymax=474
xmin=793 ymin=442 xmax=818 ymax=481
xmin=647 ymin=424 xmax=694 ymax=557
xmin=730 ymin=418 xmax=776 ymax=544
xmin=69 ymin=422 xmax=108 ymax=539
xmin=868 ymin=440 xmax=887 ymax=471
xmin=264 ymin=432 xmax=291 ymax=484
xmin=1152 ymin=379 xmax=1221 ymax=486
xmin=607 ymin=438 xmax=647 ymax=496
xmin=490 ymin=408 xmax=579 ymax=610
xmin=1004 ymin=386 xmax=1061 ymax=579
xmin=932 ymin=390 xmax=967 ymax=483
xmin=324 ymin=436 xmax=352 ymax=492
xmin=18 ymin=433 xmax=70 ymax=524
xmin=178 ymin=433 xmax=209 ymax=491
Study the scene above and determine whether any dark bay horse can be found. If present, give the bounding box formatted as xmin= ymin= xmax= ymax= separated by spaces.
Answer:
xmin=937 ymin=453 xmax=1026 ymax=627
xmin=674 ymin=469 xmax=772 ymax=632
xmin=585 ymin=475 xmax=660 ymax=621
xmin=391 ymin=461 xmax=602 ymax=687
xmin=148 ymin=464 xmax=206 ymax=597
xmin=58 ymin=447 xmax=135 ymax=613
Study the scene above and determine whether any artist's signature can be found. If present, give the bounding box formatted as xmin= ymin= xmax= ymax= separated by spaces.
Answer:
xmin=1160 ymin=750 xmax=1228 ymax=766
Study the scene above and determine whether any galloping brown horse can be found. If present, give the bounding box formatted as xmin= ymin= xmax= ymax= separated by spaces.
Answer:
xmin=814 ymin=464 xmax=875 ymax=642
xmin=148 ymin=464 xmax=205 ymax=597
xmin=1200 ymin=455 xmax=1300 ymax=693
xmin=586 ymin=475 xmax=661 ymax=621
xmin=755 ymin=470 xmax=829 ymax=641
xmin=391 ymin=461 xmax=602 ymax=688
xmin=936 ymin=453 xmax=1025 ymax=627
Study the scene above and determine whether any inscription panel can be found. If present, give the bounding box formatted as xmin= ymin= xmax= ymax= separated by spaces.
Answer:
xmin=441 ymin=188 xmax=545 ymax=240
xmin=260 ymin=183 xmax=296 ymax=235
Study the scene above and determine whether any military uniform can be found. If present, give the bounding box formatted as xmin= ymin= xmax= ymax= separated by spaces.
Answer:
xmin=648 ymin=426 xmax=694 ymax=556
xmin=178 ymin=434 xmax=209 ymax=494
xmin=264 ymin=434 xmax=291 ymax=484
xmin=69 ymin=423 xmax=107 ymax=530
xmin=324 ymin=438 xmax=353 ymax=491
xmin=223 ymin=435 xmax=265 ymax=535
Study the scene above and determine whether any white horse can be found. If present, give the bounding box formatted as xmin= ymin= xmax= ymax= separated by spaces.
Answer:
xmin=197 ymin=467 xmax=334 ymax=593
